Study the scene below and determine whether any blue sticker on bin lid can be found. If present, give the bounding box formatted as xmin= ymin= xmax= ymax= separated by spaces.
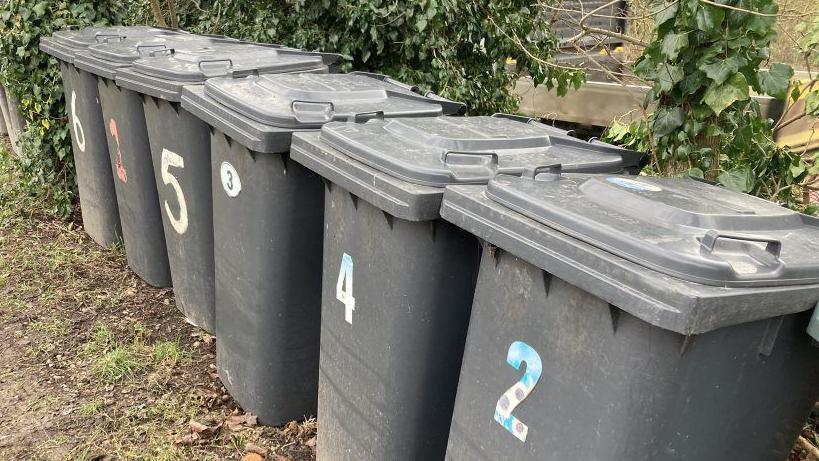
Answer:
xmin=606 ymin=176 xmax=662 ymax=192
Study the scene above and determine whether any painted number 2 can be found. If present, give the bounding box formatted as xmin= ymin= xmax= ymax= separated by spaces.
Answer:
xmin=70 ymin=91 xmax=86 ymax=153
xmin=494 ymin=341 xmax=543 ymax=442
xmin=336 ymin=253 xmax=355 ymax=324
xmin=160 ymin=148 xmax=189 ymax=235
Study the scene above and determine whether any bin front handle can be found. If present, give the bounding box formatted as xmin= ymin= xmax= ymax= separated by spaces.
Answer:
xmin=699 ymin=230 xmax=783 ymax=260
xmin=349 ymin=111 xmax=385 ymax=123
xmin=95 ymin=33 xmax=125 ymax=43
xmin=291 ymin=100 xmax=335 ymax=124
xmin=522 ymin=164 xmax=562 ymax=180
xmin=441 ymin=151 xmax=499 ymax=174
xmin=137 ymin=44 xmax=169 ymax=56
xmin=198 ymin=59 xmax=234 ymax=77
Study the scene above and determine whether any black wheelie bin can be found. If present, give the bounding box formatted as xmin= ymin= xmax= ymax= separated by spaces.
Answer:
xmin=440 ymin=172 xmax=819 ymax=460
xmin=39 ymin=26 xmax=186 ymax=247
xmin=109 ymin=43 xmax=338 ymax=332
xmin=72 ymin=33 xmax=239 ymax=287
xmin=287 ymin=114 xmax=644 ymax=460
xmin=180 ymin=72 xmax=465 ymax=425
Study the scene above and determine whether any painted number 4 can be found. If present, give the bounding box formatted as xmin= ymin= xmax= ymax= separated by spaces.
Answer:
xmin=336 ymin=253 xmax=355 ymax=324
xmin=494 ymin=341 xmax=543 ymax=442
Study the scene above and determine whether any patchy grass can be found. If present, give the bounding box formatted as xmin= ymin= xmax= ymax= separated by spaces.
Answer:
xmin=0 ymin=140 xmax=317 ymax=460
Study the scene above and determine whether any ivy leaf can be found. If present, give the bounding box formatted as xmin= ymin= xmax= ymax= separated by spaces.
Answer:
xmin=654 ymin=1 xmax=679 ymax=26
xmin=652 ymin=106 xmax=685 ymax=137
xmin=661 ymin=33 xmax=688 ymax=60
xmin=704 ymin=73 xmax=750 ymax=115
xmin=656 ymin=63 xmax=683 ymax=92
xmin=695 ymin=5 xmax=725 ymax=31
xmin=699 ymin=56 xmax=740 ymax=85
xmin=757 ymin=63 xmax=793 ymax=99
xmin=718 ymin=167 xmax=752 ymax=192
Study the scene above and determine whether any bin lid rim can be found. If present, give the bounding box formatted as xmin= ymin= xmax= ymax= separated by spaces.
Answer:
xmin=315 ymin=116 xmax=643 ymax=187
xmin=126 ymin=43 xmax=325 ymax=82
xmin=51 ymin=26 xmax=186 ymax=50
xmin=201 ymin=73 xmax=446 ymax=129
xmin=483 ymin=173 xmax=819 ymax=287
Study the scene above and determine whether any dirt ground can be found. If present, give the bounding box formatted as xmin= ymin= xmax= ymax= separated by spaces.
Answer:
xmin=0 ymin=149 xmax=316 ymax=459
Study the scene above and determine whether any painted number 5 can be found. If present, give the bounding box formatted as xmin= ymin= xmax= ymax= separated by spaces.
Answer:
xmin=336 ymin=253 xmax=355 ymax=324
xmin=494 ymin=341 xmax=543 ymax=442
xmin=161 ymin=148 xmax=188 ymax=235
xmin=70 ymin=91 xmax=86 ymax=153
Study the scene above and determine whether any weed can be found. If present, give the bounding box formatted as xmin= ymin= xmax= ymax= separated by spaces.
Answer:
xmin=28 ymin=317 xmax=71 ymax=336
xmin=82 ymin=323 xmax=114 ymax=355
xmin=150 ymin=340 xmax=187 ymax=367
xmin=95 ymin=345 xmax=143 ymax=383
xmin=80 ymin=400 xmax=105 ymax=417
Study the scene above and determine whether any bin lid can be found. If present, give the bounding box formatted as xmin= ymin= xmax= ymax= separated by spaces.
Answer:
xmin=86 ymin=34 xmax=235 ymax=66
xmin=317 ymin=116 xmax=644 ymax=187
xmin=130 ymin=44 xmax=327 ymax=83
xmin=42 ymin=26 xmax=185 ymax=62
xmin=53 ymin=26 xmax=181 ymax=48
xmin=201 ymin=73 xmax=451 ymax=130
xmin=484 ymin=172 xmax=819 ymax=287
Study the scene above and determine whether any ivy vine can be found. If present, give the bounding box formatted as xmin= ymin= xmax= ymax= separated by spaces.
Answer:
xmin=604 ymin=0 xmax=818 ymax=209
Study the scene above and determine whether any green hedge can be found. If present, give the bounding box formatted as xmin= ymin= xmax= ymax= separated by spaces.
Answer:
xmin=1 ymin=0 xmax=575 ymax=218
xmin=0 ymin=1 xmax=125 ymax=217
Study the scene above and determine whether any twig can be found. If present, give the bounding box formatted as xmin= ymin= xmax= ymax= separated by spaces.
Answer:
xmin=149 ymin=0 xmax=168 ymax=27
xmin=487 ymin=16 xmax=584 ymax=72
xmin=698 ymin=0 xmax=817 ymax=18
xmin=564 ymin=0 xmax=649 ymax=47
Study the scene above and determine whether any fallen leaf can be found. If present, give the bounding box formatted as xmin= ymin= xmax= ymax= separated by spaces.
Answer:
xmin=242 ymin=454 xmax=264 ymax=461
xmin=226 ymin=413 xmax=258 ymax=431
xmin=244 ymin=443 xmax=268 ymax=456
xmin=174 ymin=433 xmax=199 ymax=445
xmin=305 ymin=436 xmax=316 ymax=448
xmin=189 ymin=420 xmax=219 ymax=438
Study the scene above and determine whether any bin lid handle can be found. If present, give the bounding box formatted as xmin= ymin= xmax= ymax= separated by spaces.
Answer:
xmin=291 ymin=100 xmax=335 ymax=124
xmin=348 ymin=111 xmax=385 ymax=123
xmin=198 ymin=59 xmax=233 ymax=77
xmin=699 ymin=230 xmax=783 ymax=260
xmin=95 ymin=33 xmax=126 ymax=43
xmin=137 ymin=44 xmax=169 ymax=56
xmin=521 ymin=164 xmax=563 ymax=181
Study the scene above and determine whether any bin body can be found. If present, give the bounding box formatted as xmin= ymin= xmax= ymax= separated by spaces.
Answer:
xmin=446 ymin=246 xmax=819 ymax=461
xmin=117 ymin=44 xmax=335 ymax=331
xmin=96 ymin=79 xmax=171 ymax=286
xmin=289 ymin=115 xmax=645 ymax=460
xmin=60 ymin=62 xmax=123 ymax=246
xmin=211 ymin=133 xmax=326 ymax=423
xmin=39 ymin=26 xmax=183 ymax=247
xmin=73 ymin=34 xmax=240 ymax=287
xmin=180 ymin=72 xmax=465 ymax=425
xmin=440 ymin=175 xmax=819 ymax=461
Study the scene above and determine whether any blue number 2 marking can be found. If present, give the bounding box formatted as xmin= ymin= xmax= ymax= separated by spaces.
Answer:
xmin=493 ymin=341 xmax=543 ymax=442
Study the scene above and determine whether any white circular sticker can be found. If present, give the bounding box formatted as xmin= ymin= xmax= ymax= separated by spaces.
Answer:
xmin=606 ymin=177 xmax=662 ymax=192
xmin=220 ymin=162 xmax=242 ymax=198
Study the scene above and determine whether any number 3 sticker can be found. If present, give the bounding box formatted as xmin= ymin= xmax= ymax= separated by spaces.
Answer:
xmin=494 ymin=341 xmax=543 ymax=442
xmin=161 ymin=148 xmax=188 ymax=235
xmin=221 ymin=162 xmax=241 ymax=197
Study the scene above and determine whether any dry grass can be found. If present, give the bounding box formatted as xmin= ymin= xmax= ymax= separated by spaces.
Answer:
xmin=0 ymin=139 xmax=317 ymax=460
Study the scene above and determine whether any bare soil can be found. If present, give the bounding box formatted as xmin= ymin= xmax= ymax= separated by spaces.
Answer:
xmin=0 ymin=149 xmax=316 ymax=460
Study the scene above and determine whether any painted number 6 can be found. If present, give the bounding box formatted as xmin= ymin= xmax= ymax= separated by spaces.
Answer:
xmin=335 ymin=253 xmax=355 ymax=324
xmin=70 ymin=91 xmax=86 ymax=153
xmin=160 ymin=148 xmax=189 ymax=235
xmin=494 ymin=341 xmax=543 ymax=442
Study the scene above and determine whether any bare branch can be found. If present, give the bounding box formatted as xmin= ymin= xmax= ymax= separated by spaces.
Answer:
xmin=698 ymin=0 xmax=817 ymax=18
xmin=149 ymin=0 xmax=168 ymax=27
